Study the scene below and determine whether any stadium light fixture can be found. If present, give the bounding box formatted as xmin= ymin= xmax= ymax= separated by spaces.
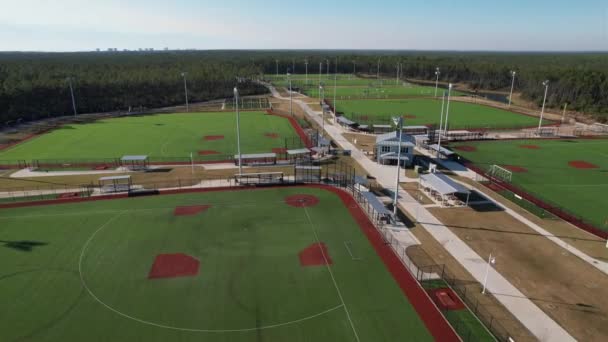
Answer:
xmin=181 ymin=72 xmax=189 ymax=112
xmin=482 ymin=253 xmax=496 ymax=294
xmin=538 ymin=80 xmax=549 ymax=132
xmin=234 ymin=87 xmax=242 ymax=175
xmin=508 ymin=71 xmax=516 ymax=108
xmin=434 ymin=67 xmax=440 ymax=98
xmin=392 ymin=116 xmax=404 ymax=217
xmin=66 ymin=77 xmax=77 ymax=116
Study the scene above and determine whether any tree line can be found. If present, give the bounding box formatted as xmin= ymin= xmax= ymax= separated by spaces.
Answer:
xmin=1 ymin=50 xmax=607 ymax=124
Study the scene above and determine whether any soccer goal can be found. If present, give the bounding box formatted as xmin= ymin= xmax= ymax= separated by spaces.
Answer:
xmin=488 ymin=164 xmax=512 ymax=182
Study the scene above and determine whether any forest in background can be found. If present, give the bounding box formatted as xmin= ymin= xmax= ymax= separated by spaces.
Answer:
xmin=1 ymin=50 xmax=607 ymax=123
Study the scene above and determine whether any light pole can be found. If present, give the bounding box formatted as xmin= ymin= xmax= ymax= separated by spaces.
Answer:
xmin=333 ymin=57 xmax=338 ymax=116
xmin=305 ymin=59 xmax=309 ymax=85
xmin=444 ymin=83 xmax=454 ymax=134
xmin=482 ymin=253 xmax=496 ymax=294
xmin=292 ymin=59 xmax=295 ymax=74
xmin=326 ymin=59 xmax=330 ymax=78
xmin=434 ymin=67 xmax=440 ymax=98
xmin=377 ymin=59 xmax=380 ymax=79
xmin=562 ymin=103 xmax=568 ymax=123
xmin=275 ymin=59 xmax=279 ymax=76
xmin=508 ymin=71 xmax=516 ymax=108
xmin=234 ymin=87 xmax=242 ymax=175
xmin=288 ymin=72 xmax=293 ymax=116
xmin=436 ymin=91 xmax=446 ymax=158
xmin=538 ymin=80 xmax=549 ymax=132
xmin=67 ymin=77 xmax=77 ymax=116
xmin=319 ymin=62 xmax=322 ymax=85
xmin=396 ymin=64 xmax=400 ymax=85
xmin=181 ymin=72 xmax=189 ymax=112
xmin=352 ymin=60 xmax=356 ymax=76
xmin=392 ymin=116 xmax=404 ymax=217
xmin=319 ymin=84 xmax=325 ymax=148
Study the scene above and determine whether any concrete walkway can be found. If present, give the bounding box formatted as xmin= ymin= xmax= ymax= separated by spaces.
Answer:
xmin=270 ymin=85 xmax=575 ymax=341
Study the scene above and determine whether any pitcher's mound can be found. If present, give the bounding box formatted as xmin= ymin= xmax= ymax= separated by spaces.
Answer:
xmin=148 ymin=253 xmax=199 ymax=279
xmin=203 ymin=135 xmax=224 ymax=141
xmin=299 ymin=243 xmax=332 ymax=267
xmin=453 ymin=145 xmax=477 ymax=152
xmin=198 ymin=150 xmax=219 ymax=155
xmin=174 ymin=205 xmax=211 ymax=216
xmin=519 ymin=144 xmax=540 ymax=150
xmin=502 ymin=165 xmax=528 ymax=173
xmin=264 ymin=132 xmax=280 ymax=139
xmin=568 ymin=160 xmax=599 ymax=169
xmin=285 ymin=194 xmax=320 ymax=208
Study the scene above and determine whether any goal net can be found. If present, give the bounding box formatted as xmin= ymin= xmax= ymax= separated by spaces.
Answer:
xmin=488 ymin=165 xmax=512 ymax=182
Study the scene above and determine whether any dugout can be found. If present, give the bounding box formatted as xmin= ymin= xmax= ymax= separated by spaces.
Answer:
xmin=99 ymin=175 xmax=132 ymax=193
xmin=372 ymin=124 xmax=392 ymax=134
xmin=419 ymin=173 xmax=470 ymax=208
xmin=287 ymin=148 xmax=312 ymax=163
xmin=120 ymin=155 xmax=149 ymax=170
xmin=234 ymin=172 xmax=284 ymax=185
xmin=234 ymin=153 xmax=277 ymax=166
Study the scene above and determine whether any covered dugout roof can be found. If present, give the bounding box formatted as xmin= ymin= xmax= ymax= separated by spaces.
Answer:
xmin=361 ymin=191 xmax=391 ymax=215
xmin=420 ymin=173 xmax=470 ymax=196
xmin=234 ymin=153 xmax=276 ymax=159
xmin=287 ymin=148 xmax=311 ymax=155
xmin=99 ymin=175 xmax=131 ymax=182
xmin=120 ymin=155 xmax=148 ymax=161
xmin=428 ymin=144 xmax=454 ymax=157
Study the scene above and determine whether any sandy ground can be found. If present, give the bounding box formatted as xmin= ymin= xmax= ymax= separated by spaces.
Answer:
xmin=427 ymin=202 xmax=608 ymax=342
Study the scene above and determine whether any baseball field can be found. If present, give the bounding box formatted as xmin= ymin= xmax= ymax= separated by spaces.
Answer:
xmin=336 ymin=99 xmax=548 ymax=129
xmin=0 ymin=111 xmax=300 ymax=160
xmin=0 ymin=186 xmax=456 ymax=341
xmin=450 ymin=138 xmax=608 ymax=230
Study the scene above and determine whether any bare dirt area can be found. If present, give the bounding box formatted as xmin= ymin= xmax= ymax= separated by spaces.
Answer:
xmin=457 ymin=177 xmax=608 ymax=262
xmin=400 ymin=182 xmax=434 ymax=205
xmin=342 ymin=132 xmax=376 ymax=154
xmin=404 ymin=223 xmax=535 ymax=341
xmin=427 ymin=204 xmax=608 ymax=342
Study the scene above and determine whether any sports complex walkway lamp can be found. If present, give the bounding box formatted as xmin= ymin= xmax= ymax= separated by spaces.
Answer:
xmin=67 ymin=77 xmax=77 ymax=116
xmin=482 ymin=253 xmax=496 ymax=294
xmin=181 ymin=72 xmax=189 ymax=112
xmin=392 ymin=116 xmax=404 ymax=217
xmin=234 ymin=87 xmax=242 ymax=175
xmin=508 ymin=71 xmax=516 ymax=108
xmin=538 ymin=80 xmax=549 ymax=132
xmin=434 ymin=67 xmax=440 ymax=98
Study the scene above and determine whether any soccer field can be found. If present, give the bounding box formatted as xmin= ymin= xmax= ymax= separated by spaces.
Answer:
xmin=0 ymin=112 xmax=299 ymax=160
xmin=336 ymin=99 xmax=547 ymax=129
xmin=0 ymin=186 xmax=452 ymax=341
xmin=450 ymin=139 xmax=608 ymax=230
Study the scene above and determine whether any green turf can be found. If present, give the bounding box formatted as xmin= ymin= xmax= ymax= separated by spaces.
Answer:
xmin=335 ymin=99 xmax=547 ymax=129
xmin=0 ymin=187 xmax=434 ymax=341
xmin=0 ymin=112 xmax=298 ymax=160
xmin=451 ymin=139 xmax=608 ymax=229
xmin=304 ymin=84 xmax=465 ymax=99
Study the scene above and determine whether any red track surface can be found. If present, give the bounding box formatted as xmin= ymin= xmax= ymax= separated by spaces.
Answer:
xmin=0 ymin=185 xmax=459 ymax=341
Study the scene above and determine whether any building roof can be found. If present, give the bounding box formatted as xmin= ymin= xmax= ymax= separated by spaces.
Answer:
xmin=337 ymin=116 xmax=357 ymax=126
xmin=99 ymin=175 xmax=131 ymax=181
xmin=372 ymin=124 xmax=392 ymax=129
xmin=420 ymin=173 xmax=470 ymax=195
xmin=403 ymin=125 xmax=430 ymax=130
xmin=377 ymin=140 xmax=415 ymax=147
xmin=361 ymin=191 xmax=391 ymax=215
xmin=120 ymin=155 xmax=148 ymax=161
xmin=428 ymin=144 xmax=455 ymax=156
xmin=375 ymin=131 xmax=415 ymax=145
xmin=234 ymin=153 xmax=276 ymax=159
xmin=287 ymin=148 xmax=311 ymax=155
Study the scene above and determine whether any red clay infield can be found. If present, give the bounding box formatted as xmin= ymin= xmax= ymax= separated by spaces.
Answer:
xmin=198 ymin=150 xmax=220 ymax=156
xmin=203 ymin=135 xmax=224 ymax=141
xmin=173 ymin=205 xmax=211 ymax=216
xmin=148 ymin=253 xmax=200 ymax=279
xmin=285 ymin=194 xmax=320 ymax=207
xmin=519 ymin=144 xmax=541 ymax=150
xmin=264 ymin=132 xmax=280 ymax=139
xmin=429 ymin=288 xmax=465 ymax=311
xmin=502 ymin=165 xmax=528 ymax=173
xmin=299 ymin=242 xmax=332 ymax=267
xmin=57 ymin=192 xmax=80 ymax=199
xmin=452 ymin=145 xmax=477 ymax=152
xmin=272 ymin=147 xmax=288 ymax=154
xmin=402 ymin=114 xmax=417 ymax=119
xmin=568 ymin=160 xmax=599 ymax=169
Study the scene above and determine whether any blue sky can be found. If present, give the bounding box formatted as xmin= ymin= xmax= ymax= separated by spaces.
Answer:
xmin=0 ymin=0 xmax=607 ymax=51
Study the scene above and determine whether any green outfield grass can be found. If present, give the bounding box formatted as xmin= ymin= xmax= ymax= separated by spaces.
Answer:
xmin=0 ymin=187 xmax=436 ymax=341
xmin=450 ymin=139 xmax=608 ymax=229
xmin=0 ymin=112 xmax=298 ymax=160
xmin=336 ymin=99 xmax=547 ymax=129
xmin=304 ymin=85 xmax=465 ymax=98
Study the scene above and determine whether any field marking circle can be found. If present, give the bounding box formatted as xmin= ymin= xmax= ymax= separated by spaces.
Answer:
xmin=78 ymin=211 xmax=343 ymax=333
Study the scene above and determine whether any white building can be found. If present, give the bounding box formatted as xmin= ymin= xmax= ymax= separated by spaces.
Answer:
xmin=375 ymin=131 xmax=415 ymax=167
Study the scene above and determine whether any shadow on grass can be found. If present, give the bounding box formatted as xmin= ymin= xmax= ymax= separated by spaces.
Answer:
xmin=1 ymin=240 xmax=48 ymax=252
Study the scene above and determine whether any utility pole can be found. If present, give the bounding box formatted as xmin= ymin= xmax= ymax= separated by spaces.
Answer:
xmin=393 ymin=116 xmax=403 ymax=217
xmin=538 ymin=80 xmax=550 ymax=132
xmin=181 ymin=72 xmax=189 ymax=112
xmin=305 ymin=59 xmax=309 ymax=85
xmin=67 ymin=77 xmax=77 ymax=116
xmin=275 ymin=59 xmax=279 ymax=76
xmin=234 ymin=87 xmax=242 ymax=175
xmin=319 ymin=84 xmax=325 ymax=148
xmin=508 ymin=71 xmax=516 ymax=108
xmin=377 ymin=59 xmax=380 ymax=79
xmin=434 ymin=67 xmax=440 ymax=98
xmin=333 ymin=57 xmax=338 ymax=116
xmin=326 ymin=59 xmax=330 ymax=78
xmin=562 ymin=103 xmax=568 ymax=123
xmin=436 ymin=91 xmax=446 ymax=158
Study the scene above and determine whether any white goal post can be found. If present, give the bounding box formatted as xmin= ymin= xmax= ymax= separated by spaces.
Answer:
xmin=488 ymin=164 xmax=512 ymax=182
